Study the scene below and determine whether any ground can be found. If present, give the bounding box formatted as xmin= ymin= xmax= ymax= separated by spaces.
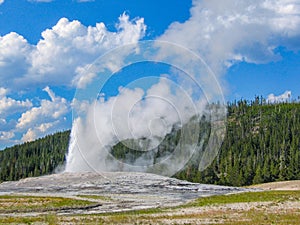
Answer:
xmin=0 ymin=173 xmax=299 ymax=224
xmin=250 ymin=180 xmax=300 ymax=191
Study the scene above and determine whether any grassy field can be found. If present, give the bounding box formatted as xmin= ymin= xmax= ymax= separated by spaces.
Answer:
xmin=0 ymin=195 xmax=94 ymax=213
xmin=186 ymin=190 xmax=300 ymax=207
xmin=0 ymin=190 xmax=299 ymax=224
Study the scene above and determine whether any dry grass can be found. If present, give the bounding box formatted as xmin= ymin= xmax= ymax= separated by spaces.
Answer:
xmin=0 ymin=195 xmax=93 ymax=213
xmin=249 ymin=180 xmax=300 ymax=191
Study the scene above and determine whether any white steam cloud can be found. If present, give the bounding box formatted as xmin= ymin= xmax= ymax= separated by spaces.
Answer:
xmin=65 ymin=41 xmax=226 ymax=176
xmin=66 ymin=78 xmax=201 ymax=173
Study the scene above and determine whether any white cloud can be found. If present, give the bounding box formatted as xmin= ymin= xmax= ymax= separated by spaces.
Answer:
xmin=21 ymin=128 xmax=36 ymax=142
xmin=71 ymin=64 xmax=96 ymax=88
xmin=14 ymin=87 xmax=70 ymax=143
xmin=0 ymin=14 xmax=146 ymax=90
xmin=43 ymin=86 xmax=56 ymax=101
xmin=0 ymin=90 xmax=32 ymax=117
xmin=21 ymin=121 xmax=57 ymax=142
xmin=37 ymin=122 xmax=55 ymax=132
xmin=267 ymin=90 xmax=292 ymax=103
xmin=0 ymin=0 xmax=4 ymax=5
xmin=0 ymin=32 xmax=32 ymax=86
xmin=159 ymin=0 xmax=300 ymax=74
xmin=0 ymin=87 xmax=70 ymax=146
xmin=0 ymin=118 xmax=6 ymax=125
xmin=0 ymin=87 xmax=8 ymax=97
xmin=16 ymin=86 xmax=69 ymax=130
xmin=14 ymin=14 xmax=145 ymax=88
xmin=0 ymin=131 xmax=14 ymax=141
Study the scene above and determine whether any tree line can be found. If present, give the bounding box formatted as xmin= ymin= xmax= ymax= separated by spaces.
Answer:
xmin=0 ymin=97 xmax=299 ymax=186
xmin=0 ymin=131 xmax=69 ymax=182
xmin=176 ymin=98 xmax=300 ymax=186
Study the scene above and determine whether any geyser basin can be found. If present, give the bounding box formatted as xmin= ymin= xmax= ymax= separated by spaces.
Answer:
xmin=0 ymin=172 xmax=248 ymax=214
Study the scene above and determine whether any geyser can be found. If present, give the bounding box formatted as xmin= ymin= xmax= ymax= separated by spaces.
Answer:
xmin=65 ymin=41 xmax=226 ymax=177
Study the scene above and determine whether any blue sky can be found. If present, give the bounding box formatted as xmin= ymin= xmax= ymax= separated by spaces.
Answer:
xmin=0 ymin=0 xmax=191 ymax=43
xmin=0 ymin=0 xmax=300 ymax=149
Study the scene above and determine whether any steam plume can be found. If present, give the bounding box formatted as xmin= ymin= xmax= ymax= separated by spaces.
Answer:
xmin=65 ymin=41 xmax=226 ymax=176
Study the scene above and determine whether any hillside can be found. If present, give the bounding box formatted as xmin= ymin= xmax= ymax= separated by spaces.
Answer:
xmin=177 ymin=99 xmax=300 ymax=186
xmin=0 ymin=131 xmax=69 ymax=181
xmin=0 ymin=98 xmax=299 ymax=186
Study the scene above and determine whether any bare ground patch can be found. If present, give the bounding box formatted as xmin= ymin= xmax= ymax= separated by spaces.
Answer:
xmin=249 ymin=180 xmax=300 ymax=191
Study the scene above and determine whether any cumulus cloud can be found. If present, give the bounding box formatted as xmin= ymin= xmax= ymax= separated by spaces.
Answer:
xmin=0 ymin=87 xmax=8 ymax=97
xmin=0 ymin=131 xmax=14 ymax=141
xmin=159 ymin=0 xmax=300 ymax=74
xmin=21 ymin=121 xmax=58 ymax=142
xmin=16 ymin=86 xmax=69 ymax=131
xmin=267 ymin=90 xmax=292 ymax=103
xmin=0 ymin=86 xmax=70 ymax=147
xmin=0 ymin=88 xmax=32 ymax=117
xmin=0 ymin=119 xmax=6 ymax=125
xmin=15 ymin=87 xmax=70 ymax=143
xmin=21 ymin=129 xmax=36 ymax=142
xmin=6 ymin=14 xmax=145 ymax=88
xmin=0 ymin=14 xmax=146 ymax=90
xmin=0 ymin=32 xmax=32 ymax=86
xmin=73 ymin=65 xmax=96 ymax=88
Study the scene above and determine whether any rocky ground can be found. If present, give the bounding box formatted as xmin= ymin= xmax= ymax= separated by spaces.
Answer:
xmin=0 ymin=172 xmax=246 ymax=216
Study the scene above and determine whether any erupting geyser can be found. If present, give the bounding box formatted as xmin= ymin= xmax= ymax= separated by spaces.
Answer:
xmin=65 ymin=41 xmax=227 ymax=176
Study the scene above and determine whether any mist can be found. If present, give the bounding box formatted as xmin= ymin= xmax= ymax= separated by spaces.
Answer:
xmin=65 ymin=41 xmax=226 ymax=176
